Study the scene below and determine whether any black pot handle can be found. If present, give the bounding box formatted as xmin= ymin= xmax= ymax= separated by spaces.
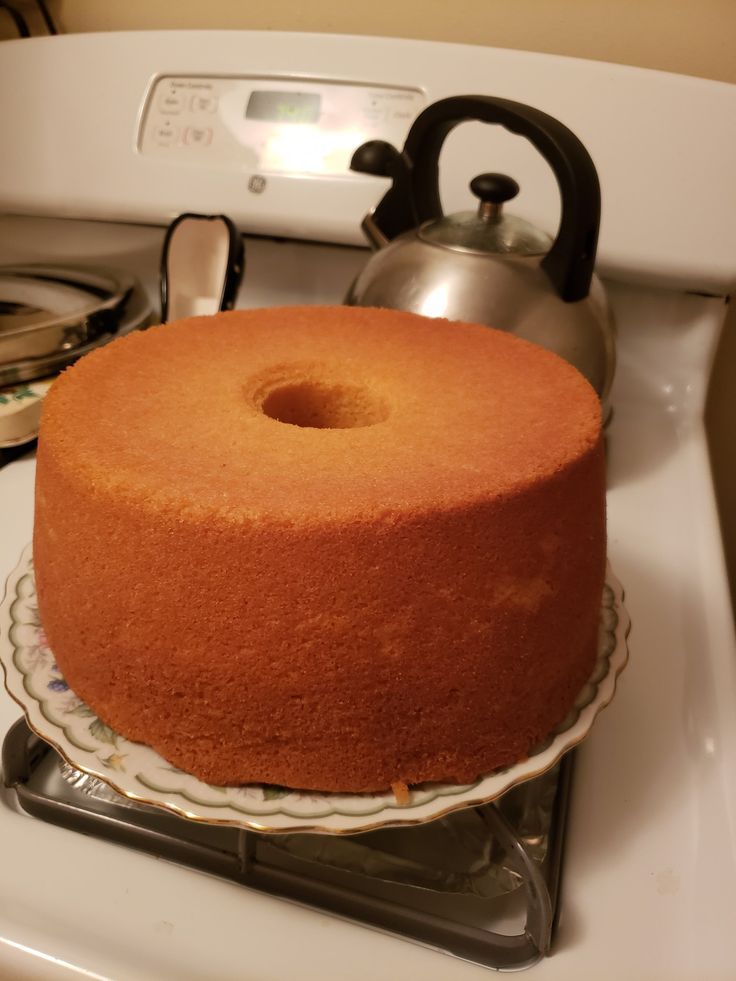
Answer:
xmin=351 ymin=95 xmax=600 ymax=303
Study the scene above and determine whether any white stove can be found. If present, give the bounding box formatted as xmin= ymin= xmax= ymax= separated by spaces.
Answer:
xmin=1 ymin=30 xmax=735 ymax=981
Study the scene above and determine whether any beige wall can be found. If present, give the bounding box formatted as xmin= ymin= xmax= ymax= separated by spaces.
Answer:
xmin=3 ymin=0 xmax=735 ymax=612
xmin=3 ymin=0 xmax=735 ymax=84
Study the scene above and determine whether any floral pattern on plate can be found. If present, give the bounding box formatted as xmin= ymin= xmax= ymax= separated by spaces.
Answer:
xmin=1 ymin=544 xmax=630 ymax=834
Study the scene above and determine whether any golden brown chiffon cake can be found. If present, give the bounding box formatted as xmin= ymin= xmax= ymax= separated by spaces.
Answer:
xmin=33 ymin=305 xmax=606 ymax=792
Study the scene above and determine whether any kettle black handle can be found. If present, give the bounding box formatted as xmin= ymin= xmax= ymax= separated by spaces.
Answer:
xmin=352 ymin=95 xmax=600 ymax=303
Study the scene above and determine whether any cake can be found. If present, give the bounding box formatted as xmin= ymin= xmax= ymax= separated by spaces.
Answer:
xmin=33 ymin=305 xmax=606 ymax=792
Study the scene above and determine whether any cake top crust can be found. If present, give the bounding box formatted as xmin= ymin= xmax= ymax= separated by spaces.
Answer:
xmin=39 ymin=306 xmax=602 ymax=523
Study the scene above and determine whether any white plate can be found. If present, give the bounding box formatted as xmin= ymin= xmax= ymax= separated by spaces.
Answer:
xmin=0 ymin=377 xmax=53 ymax=447
xmin=1 ymin=544 xmax=629 ymax=834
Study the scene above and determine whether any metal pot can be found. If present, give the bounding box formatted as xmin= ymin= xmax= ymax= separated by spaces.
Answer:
xmin=0 ymin=264 xmax=152 ymax=386
xmin=345 ymin=95 xmax=615 ymax=411
xmin=0 ymin=263 xmax=153 ymax=450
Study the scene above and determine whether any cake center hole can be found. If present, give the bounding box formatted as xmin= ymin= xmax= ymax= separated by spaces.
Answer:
xmin=261 ymin=380 xmax=389 ymax=429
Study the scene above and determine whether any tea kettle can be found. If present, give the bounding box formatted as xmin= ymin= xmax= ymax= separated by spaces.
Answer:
xmin=345 ymin=95 xmax=615 ymax=410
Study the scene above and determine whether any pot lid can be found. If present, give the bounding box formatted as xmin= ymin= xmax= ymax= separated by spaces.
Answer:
xmin=417 ymin=173 xmax=552 ymax=257
xmin=0 ymin=264 xmax=152 ymax=386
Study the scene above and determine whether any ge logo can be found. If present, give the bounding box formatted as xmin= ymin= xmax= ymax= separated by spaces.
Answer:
xmin=248 ymin=175 xmax=267 ymax=194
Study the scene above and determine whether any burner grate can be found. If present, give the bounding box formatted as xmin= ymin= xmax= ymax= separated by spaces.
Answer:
xmin=2 ymin=718 xmax=573 ymax=972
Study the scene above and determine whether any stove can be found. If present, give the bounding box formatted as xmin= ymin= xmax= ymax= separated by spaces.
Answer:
xmin=1 ymin=30 xmax=735 ymax=981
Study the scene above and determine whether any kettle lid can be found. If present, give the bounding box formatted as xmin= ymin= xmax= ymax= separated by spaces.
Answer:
xmin=418 ymin=173 xmax=552 ymax=256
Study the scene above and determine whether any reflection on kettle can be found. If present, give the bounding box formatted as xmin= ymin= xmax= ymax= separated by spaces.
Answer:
xmin=345 ymin=95 xmax=616 ymax=417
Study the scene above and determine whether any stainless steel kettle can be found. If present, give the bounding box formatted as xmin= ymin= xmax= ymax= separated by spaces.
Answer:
xmin=345 ymin=95 xmax=615 ymax=410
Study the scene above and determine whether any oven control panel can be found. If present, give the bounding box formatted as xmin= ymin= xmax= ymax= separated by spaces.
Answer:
xmin=139 ymin=75 xmax=425 ymax=177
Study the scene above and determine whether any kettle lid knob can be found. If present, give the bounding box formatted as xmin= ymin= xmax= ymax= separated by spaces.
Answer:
xmin=470 ymin=173 xmax=519 ymax=204
xmin=470 ymin=173 xmax=520 ymax=222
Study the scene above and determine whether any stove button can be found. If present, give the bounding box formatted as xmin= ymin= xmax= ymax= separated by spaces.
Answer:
xmin=154 ymin=122 xmax=179 ymax=146
xmin=191 ymin=94 xmax=218 ymax=113
xmin=158 ymin=92 xmax=185 ymax=115
xmin=184 ymin=126 xmax=213 ymax=146
xmin=363 ymin=107 xmax=388 ymax=123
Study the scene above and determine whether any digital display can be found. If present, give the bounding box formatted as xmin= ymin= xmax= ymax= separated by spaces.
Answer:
xmin=246 ymin=90 xmax=321 ymax=124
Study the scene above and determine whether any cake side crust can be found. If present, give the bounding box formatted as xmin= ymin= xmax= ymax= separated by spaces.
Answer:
xmin=34 ymin=431 xmax=605 ymax=791
xmin=33 ymin=306 xmax=606 ymax=792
